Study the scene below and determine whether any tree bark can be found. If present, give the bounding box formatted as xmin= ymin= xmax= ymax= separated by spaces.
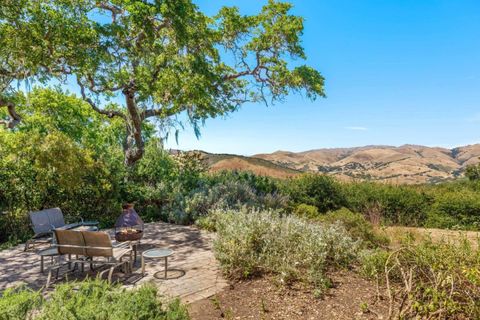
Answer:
xmin=0 ymin=99 xmax=21 ymax=129
xmin=123 ymin=89 xmax=145 ymax=166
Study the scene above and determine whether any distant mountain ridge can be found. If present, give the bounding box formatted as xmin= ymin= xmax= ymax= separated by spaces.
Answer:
xmin=252 ymin=144 xmax=480 ymax=184
xmin=173 ymin=144 xmax=480 ymax=183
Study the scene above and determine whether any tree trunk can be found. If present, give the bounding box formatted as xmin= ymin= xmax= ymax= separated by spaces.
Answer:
xmin=123 ymin=90 xmax=145 ymax=166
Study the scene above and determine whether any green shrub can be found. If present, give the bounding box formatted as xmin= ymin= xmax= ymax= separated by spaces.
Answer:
xmin=343 ymin=182 xmax=431 ymax=226
xmin=0 ymin=280 xmax=190 ymax=320
xmin=319 ymin=208 xmax=389 ymax=248
xmin=185 ymin=180 xmax=288 ymax=220
xmin=293 ymin=203 xmax=319 ymax=219
xmin=0 ymin=285 xmax=42 ymax=320
xmin=360 ymin=238 xmax=480 ymax=319
xmin=358 ymin=248 xmax=390 ymax=280
xmin=283 ymin=174 xmax=345 ymax=213
xmin=207 ymin=171 xmax=281 ymax=196
xmin=195 ymin=214 xmax=218 ymax=232
xmin=427 ymin=188 xmax=480 ymax=230
xmin=212 ymin=208 xmax=358 ymax=290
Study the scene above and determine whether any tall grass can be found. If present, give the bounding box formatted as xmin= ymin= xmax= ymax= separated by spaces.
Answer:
xmin=360 ymin=237 xmax=480 ymax=319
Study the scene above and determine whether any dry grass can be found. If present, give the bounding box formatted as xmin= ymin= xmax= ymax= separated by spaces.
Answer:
xmin=209 ymin=157 xmax=299 ymax=179
xmin=380 ymin=226 xmax=480 ymax=248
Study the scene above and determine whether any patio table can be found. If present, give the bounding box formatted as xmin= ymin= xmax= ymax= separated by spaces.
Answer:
xmin=38 ymin=247 xmax=59 ymax=273
xmin=141 ymin=248 xmax=174 ymax=279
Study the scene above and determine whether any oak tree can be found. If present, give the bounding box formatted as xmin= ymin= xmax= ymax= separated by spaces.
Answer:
xmin=0 ymin=0 xmax=325 ymax=165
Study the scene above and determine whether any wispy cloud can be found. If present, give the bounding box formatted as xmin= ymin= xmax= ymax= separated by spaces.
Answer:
xmin=344 ymin=126 xmax=368 ymax=131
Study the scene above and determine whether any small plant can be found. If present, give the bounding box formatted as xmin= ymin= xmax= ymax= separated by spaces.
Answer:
xmin=195 ymin=214 xmax=218 ymax=232
xmin=0 ymin=285 xmax=42 ymax=320
xmin=260 ymin=298 xmax=269 ymax=313
xmin=359 ymin=302 xmax=369 ymax=313
xmin=313 ymin=289 xmax=323 ymax=299
xmin=210 ymin=295 xmax=221 ymax=310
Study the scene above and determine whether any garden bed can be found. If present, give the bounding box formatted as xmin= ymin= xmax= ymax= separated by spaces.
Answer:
xmin=188 ymin=271 xmax=390 ymax=320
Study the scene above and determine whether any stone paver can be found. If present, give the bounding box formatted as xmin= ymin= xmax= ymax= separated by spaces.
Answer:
xmin=0 ymin=222 xmax=228 ymax=303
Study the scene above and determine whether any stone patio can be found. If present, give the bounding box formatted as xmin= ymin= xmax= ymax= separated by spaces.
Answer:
xmin=0 ymin=222 xmax=229 ymax=303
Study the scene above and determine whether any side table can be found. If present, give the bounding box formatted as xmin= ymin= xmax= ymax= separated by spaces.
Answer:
xmin=141 ymin=248 xmax=174 ymax=279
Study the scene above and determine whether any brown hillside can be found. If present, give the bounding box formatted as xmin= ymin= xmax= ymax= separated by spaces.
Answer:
xmin=253 ymin=144 xmax=480 ymax=184
xmin=199 ymin=152 xmax=300 ymax=179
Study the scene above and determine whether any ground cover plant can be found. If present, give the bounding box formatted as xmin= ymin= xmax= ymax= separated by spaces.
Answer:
xmin=0 ymin=279 xmax=189 ymax=320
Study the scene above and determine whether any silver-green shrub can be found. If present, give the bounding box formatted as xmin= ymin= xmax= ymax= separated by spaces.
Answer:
xmin=185 ymin=180 xmax=288 ymax=219
xmin=212 ymin=208 xmax=359 ymax=290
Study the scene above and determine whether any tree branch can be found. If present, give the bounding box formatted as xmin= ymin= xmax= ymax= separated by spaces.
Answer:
xmin=143 ymin=106 xmax=179 ymax=119
xmin=0 ymin=98 xmax=21 ymax=129
xmin=77 ymin=77 xmax=126 ymax=119
xmin=96 ymin=2 xmax=123 ymax=22
xmin=222 ymin=52 xmax=263 ymax=81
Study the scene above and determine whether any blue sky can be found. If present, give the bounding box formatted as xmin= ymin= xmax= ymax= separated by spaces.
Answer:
xmin=168 ymin=1 xmax=480 ymax=155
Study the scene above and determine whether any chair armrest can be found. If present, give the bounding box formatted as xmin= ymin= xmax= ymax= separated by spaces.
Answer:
xmin=80 ymin=218 xmax=100 ymax=227
xmin=113 ymin=241 xmax=132 ymax=249
xmin=55 ymin=222 xmax=82 ymax=230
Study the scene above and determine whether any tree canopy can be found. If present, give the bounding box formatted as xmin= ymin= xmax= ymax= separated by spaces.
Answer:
xmin=0 ymin=0 xmax=325 ymax=165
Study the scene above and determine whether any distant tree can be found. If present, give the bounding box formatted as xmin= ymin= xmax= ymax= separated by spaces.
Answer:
xmin=465 ymin=161 xmax=480 ymax=181
xmin=0 ymin=0 xmax=325 ymax=166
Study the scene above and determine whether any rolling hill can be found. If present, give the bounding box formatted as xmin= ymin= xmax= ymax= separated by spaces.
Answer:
xmin=197 ymin=152 xmax=301 ymax=179
xmin=178 ymin=144 xmax=480 ymax=184
xmin=253 ymin=144 xmax=480 ymax=184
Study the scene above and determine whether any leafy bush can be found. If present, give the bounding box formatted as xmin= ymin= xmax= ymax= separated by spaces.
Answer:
xmin=343 ymin=182 xmax=431 ymax=226
xmin=293 ymin=203 xmax=319 ymax=219
xmin=360 ymin=238 xmax=480 ymax=319
xmin=427 ymin=188 xmax=480 ymax=230
xmin=319 ymin=208 xmax=389 ymax=248
xmin=185 ymin=179 xmax=288 ymax=220
xmin=0 ymin=280 xmax=189 ymax=320
xmin=283 ymin=174 xmax=346 ymax=213
xmin=465 ymin=163 xmax=480 ymax=181
xmin=212 ymin=208 xmax=358 ymax=290
xmin=0 ymin=285 xmax=42 ymax=320
xmin=207 ymin=171 xmax=281 ymax=196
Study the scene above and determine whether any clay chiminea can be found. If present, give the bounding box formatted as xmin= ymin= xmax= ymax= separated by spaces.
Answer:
xmin=114 ymin=203 xmax=144 ymax=242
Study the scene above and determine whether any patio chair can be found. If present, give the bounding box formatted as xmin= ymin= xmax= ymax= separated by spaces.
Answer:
xmin=46 ymin=230 xmax=132 ymax=287
xmin=25 ymin=208 xmax=99 ymax=251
